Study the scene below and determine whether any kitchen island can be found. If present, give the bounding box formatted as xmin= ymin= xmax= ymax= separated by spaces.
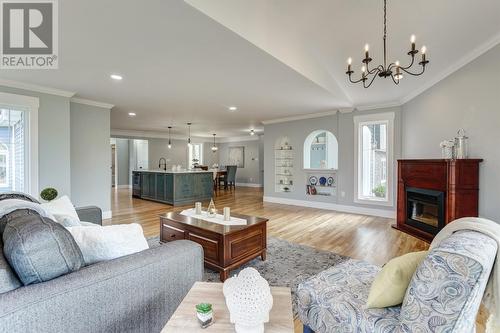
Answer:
xmin=132 ymin=170 xmax=213 ymax=206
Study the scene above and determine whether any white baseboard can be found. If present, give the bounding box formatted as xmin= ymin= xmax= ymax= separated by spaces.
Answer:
xmin=236 ymin=182 xmax=263 ymax=188
xmin=115 ymin=185 xmax=131 ymax=189
xmin=263 ymin=196 xmax=396 ymax=219
xmin=102 ymin=210 xmax=113 ymax=219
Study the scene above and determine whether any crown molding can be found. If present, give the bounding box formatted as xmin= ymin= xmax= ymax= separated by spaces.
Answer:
xmin=111 ymin=128 xmax=213 ymax=142
xmin=261 ymin=110 xmax=338 ymax=125
xmin=70 ymin=97 xmax=114 ymax=109
xmin=216 ymin=135 xmax=260 ymax=143
xmin=338 ymin=108 xmax=355 ymax=113
xmin=400 ymin=31 xmax=500 ymax=105
xmin=355 ymin=101 xmax=402 ymax=111
xmin=0 ymin=79 xmax=75 ymax=97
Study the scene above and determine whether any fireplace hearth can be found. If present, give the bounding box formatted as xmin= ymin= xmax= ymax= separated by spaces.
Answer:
xmin=394 ymin=159 xmax=482 ymax=242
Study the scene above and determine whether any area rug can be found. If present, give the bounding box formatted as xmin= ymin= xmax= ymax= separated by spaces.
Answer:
xmin=147 ymin=236 xmax=348 ymax=317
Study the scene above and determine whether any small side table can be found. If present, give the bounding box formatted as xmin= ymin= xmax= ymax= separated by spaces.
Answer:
xmin=162 ymin=282 xmax=294 ymax=333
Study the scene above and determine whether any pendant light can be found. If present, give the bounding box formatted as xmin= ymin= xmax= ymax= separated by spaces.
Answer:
xmin=187 ymin=122 xmax=192 ymax=146
xmin=167 ymin=126 xmax=172 ymax=149
xmin=211 ymin=134 xmax=218 ymax=152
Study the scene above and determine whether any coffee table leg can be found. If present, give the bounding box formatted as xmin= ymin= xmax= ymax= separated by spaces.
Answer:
xmin=220 ymin=270 xmax=229 ymax=281
xmin=261 ymin=249 xmax=267 ymax=261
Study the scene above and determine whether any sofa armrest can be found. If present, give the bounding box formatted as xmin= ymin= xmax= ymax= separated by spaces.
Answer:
xmin=75 ymin=206 xmax=102 ymax=225
xmin=0 ymin=240 xmax=204 ymax=333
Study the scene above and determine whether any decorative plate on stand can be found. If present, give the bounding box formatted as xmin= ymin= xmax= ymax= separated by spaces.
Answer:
xmin=327 ymin=177 xmax=334 ymax=186
xmin=309 ymin=176 xmax=318 ymax=185
xmin=319 ymin=177 xmax=327 ymax=186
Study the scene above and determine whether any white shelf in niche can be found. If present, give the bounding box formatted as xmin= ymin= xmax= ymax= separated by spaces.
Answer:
xmin=305 ymin=170 xmax=337 ymax=197
xmin=275 ymin=136 xmax=294 ymax=193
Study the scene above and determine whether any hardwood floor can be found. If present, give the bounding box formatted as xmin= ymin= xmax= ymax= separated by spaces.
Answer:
xmin=109 ymin=187 xmax=428 ymax=265
xmin=109 ymin=187 xmax=491 ymax=333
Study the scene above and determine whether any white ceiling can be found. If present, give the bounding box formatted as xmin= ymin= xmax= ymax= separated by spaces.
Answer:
xmin=1 ymin=0 xmax=499 ymax=137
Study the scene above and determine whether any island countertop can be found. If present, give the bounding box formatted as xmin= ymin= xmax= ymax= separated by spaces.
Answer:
xmin=133 ymin=169 xmax=213 ymax=174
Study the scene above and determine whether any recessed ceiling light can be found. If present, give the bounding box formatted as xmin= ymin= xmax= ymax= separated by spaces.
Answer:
xmin=228 ymin=106 xmax=237 ymax=111
xmin=128 ymin=112 xmax=136 ymax=116
xmin=110 ymin=74 xmax=123 ymax=80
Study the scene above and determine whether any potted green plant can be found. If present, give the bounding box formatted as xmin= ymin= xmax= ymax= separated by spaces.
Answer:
xmin=40 ymin=187 xmax=58 ymax=201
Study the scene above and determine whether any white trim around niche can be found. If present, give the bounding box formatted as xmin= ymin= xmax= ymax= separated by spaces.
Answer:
xmin=353 ymin=112 xmax=395 ymax=207
xmin=0 ymin=91 xmax=39 ymax=197
xmin=263 ymin=196 xmax=395 ymax=219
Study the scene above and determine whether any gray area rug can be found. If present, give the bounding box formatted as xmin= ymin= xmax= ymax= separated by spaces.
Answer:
xmin=147 ymin=236 xmax=348 ymax=317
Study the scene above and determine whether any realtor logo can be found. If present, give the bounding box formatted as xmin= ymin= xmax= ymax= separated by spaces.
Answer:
xmin=0 ymin=0 xmax=58 ymax=69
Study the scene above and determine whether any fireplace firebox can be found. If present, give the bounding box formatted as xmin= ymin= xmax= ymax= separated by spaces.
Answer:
xmin=406 ymin=187 xmax=445 ymax=236
xmin=394 ymin=159 xmax=482 ymax=242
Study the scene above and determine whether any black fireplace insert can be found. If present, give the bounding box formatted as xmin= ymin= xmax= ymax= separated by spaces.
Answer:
xmin=406 ymin=187 xmax=445 ymax=235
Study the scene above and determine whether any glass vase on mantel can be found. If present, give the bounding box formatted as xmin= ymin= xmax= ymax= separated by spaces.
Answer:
xmin=207 ymin=198 xmax=217 ymax=218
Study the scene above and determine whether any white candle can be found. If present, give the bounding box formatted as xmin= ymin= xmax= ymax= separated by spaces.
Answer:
xmin=224 ymin=207 xmax=231 ymax=221
xmin=195 ymin=202 xmax=202 ymax=215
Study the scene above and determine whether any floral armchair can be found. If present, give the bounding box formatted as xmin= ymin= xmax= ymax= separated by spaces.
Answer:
xmin=297 ymin=230 xmax=496 ymax=333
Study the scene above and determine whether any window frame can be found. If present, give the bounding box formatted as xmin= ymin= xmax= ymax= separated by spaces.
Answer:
xmin=0 ymin=92 xmax=39 ymax=196
xmin=353 ymin=112 xmax=394 ymax=207
xmin=0 ymin=144 xmax=8 ymax=188
xmin=188 ymin=143 xmax=204 ymax=167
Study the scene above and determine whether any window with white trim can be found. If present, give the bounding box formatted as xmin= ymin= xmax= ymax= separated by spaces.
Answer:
xmin=188 ymin=143 xmax=203 ymax=167
xmin=0 ymin=108 xmax=26 ymax=192
xmin=354 ymin=113 xmax=394 ymax=205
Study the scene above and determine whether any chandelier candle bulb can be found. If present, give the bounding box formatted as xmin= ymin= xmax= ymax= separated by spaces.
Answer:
xmin=421 ymin=46 xmax=427 ymax=62
xmin=411 ymin=35 xmax=416 ymax=50
xmin=364 ymin=44 xmax=369 ymax=59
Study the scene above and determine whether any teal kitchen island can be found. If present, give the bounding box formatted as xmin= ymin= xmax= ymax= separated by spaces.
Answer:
xmin=132 ymin=170 xmax=213 ymax=206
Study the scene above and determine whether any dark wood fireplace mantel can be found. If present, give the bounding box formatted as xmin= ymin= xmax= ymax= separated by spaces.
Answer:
xmin=394 ymin=159 xmax=482 ymax=242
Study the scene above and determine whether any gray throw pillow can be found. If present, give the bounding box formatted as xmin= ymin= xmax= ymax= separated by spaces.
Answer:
xmin=0 ymin=239 xmax=21 ymax=294
xmin=3 ymin=210 xmax=84 ymax=285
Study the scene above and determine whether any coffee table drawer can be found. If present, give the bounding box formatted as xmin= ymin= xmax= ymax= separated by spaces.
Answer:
xmin=188 ymin=233 xmax=220 ymax=263
xmin=161 ymin=224 xmax=185 ymax=242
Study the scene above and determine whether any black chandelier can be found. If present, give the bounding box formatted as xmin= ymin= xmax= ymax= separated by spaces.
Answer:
xmin=346 ymin=0 xmax=429 ymax=88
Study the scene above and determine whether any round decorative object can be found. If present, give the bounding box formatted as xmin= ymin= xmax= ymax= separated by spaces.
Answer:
xmin=40 ymin=188 xmax=58 ymax=201
xmin=223 ymin=267 xmax=273 ymax=333
xmin=319 ymin=177 xmax=327 ymax=186
xmin=327 ymin=177 xmax=334 ymax=186
xmin=309 ymin=176 xmax=318 ymax=185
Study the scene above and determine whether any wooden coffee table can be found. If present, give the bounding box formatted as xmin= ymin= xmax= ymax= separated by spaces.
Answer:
xmin=160 ymin=212 xmax=268 ymax=281
xmin=161 ymin=282 xmax=294 ymax=333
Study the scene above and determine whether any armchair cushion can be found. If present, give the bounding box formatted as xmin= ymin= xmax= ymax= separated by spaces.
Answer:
xmin=297 ymin=259 xmax=401 ymax=333
xmin=400 ymin=231 xmax=497 ymax=332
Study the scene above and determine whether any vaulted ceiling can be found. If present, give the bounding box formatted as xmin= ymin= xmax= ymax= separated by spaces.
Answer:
xmin=0 ymin=0 xmax=499 ymax=137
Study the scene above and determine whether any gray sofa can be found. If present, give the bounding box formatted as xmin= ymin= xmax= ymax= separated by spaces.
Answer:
xmin=0 ymin=206 xmax=204 ymax=333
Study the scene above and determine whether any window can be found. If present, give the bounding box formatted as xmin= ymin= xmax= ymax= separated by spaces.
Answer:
xmin=0 ymin=108 xmax=27 ymax=191
xmin=188 ymin=143 xmax=203 ymax=167
xmin=303 ymin=130 xmax=338 ymax=169
xmin=354 ymin=113 xmax=394 ymax=205
xmin=0 ymin=92 xmax=39 ymax=196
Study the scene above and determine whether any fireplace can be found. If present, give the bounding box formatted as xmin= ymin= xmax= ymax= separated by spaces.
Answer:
xmin=406 ymin=187 xmax=445 ymax=236
xmin=395 ymin=159 xmax=482 ymax=242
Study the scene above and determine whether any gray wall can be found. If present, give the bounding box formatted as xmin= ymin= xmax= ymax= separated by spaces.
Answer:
xmin=264 ymin=108 xmax=401 ymax=211
xmin=115 ymin=138 xmax=130 ymax=186
xmin=147 ymin=138 xmax=220 ymax=170
xmin=218 ymin=138 xmax=263 ymax=185
xmin=0 ymin=85 xmax=71 ymax=197
xmin=402 ymin=43 xmax=500 ymax=221
xmin=70 ymin=102 xmax=111 ymax=212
